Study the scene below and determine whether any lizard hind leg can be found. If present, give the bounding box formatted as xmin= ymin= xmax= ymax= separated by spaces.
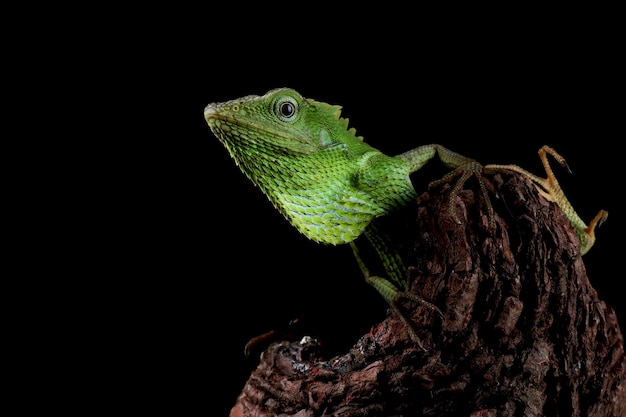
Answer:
xmin=484 ymin=145 xmax=608 ymax=255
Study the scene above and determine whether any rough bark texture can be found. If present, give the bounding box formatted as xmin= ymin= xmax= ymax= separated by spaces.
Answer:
xmin=230 ymin=173 xmax=626 ymax=417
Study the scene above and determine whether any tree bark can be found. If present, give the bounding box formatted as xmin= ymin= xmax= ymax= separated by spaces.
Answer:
xmin=229 ymin=173 xmax=626 ymax=417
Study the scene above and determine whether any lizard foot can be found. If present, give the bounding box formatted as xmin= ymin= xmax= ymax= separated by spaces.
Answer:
xmin=427 ymin=161 xmax=496 ymax=232
xmin=391 ymin=291 xmax=444 ymax=351
xmin=484 ymin=145 xmax=607 ymax=255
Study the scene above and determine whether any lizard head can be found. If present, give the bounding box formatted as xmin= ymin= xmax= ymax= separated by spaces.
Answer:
xmin=204 ymin=87 xmax=365 ymax=160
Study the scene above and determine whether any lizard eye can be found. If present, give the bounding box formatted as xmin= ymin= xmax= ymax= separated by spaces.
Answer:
xmin=280 ymin=102 xmax=295 ymax=117
xmin=275 ymin=96 xmax=298 ymax=122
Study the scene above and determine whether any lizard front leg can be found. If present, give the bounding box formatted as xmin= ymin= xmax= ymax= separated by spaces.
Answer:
xmin=484 ymin=145 xmax=607 ymax=255
xmin=398 ymin=144 xmax=496 ymax=231
xmin=350 ymin=225 xmax=444 ymax=351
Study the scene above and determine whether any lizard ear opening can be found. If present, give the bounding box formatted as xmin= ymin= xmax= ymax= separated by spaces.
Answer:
xmin=319 ymin=129 xmax=332 ymax=147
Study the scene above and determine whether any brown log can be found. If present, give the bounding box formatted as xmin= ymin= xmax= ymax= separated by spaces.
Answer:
xmin=230 ymin=173 xmax=626 ymax=417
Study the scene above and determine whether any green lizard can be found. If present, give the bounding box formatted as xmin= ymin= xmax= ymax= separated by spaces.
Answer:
xmin=204 ymin=87 xmax=606 ymax=348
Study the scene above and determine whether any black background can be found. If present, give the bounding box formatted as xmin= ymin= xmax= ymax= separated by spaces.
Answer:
xmin=82 ymin=13 xmax=624 ymax=416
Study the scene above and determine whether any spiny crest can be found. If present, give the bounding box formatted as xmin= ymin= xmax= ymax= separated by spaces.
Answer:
xmin=307 ymin=98 xmax=364 ymax=142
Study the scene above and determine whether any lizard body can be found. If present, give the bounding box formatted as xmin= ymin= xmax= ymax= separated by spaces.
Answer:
xmin=204 ymin=87 xmax=606 ymax=347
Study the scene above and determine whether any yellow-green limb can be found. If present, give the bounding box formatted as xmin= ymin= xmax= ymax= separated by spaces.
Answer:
xmin=349 ymin=238 xmax=443 ymax=351
xmin=484 ymin=145 xmax=607 ymax=255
